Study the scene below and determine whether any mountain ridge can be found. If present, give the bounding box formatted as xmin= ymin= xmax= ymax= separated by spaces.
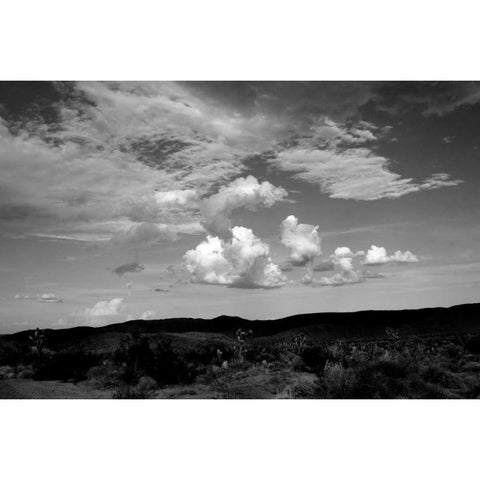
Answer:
xmin=3 ymin=302 xmax=480 ymax=351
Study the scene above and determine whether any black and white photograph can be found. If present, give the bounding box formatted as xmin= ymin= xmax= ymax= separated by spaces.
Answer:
xmin=1 ymin=2 xmax=479 ymax=479
xmin=2 ymin=79 xmax=480 ymax=399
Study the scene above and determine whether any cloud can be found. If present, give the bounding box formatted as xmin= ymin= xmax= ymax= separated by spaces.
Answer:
xmin=38 ymin=293 xmax=63 ymax=303
xmin=266 ymin=116 xmax=462 ymax=201
xmin=312 ymin=260 xmax=335 ymax=272
xmin=301 ymin=266 xmax=361 ymax=287
xmin=112 ymin=221 xmax=204 ymax=246
xmin=14 ymin=293 xmax=63 ymax=303
xmin=200 ymin=176 xmax=287 ymax=236
xmin=271 ymin=146 xmax=462 ymax=201
xmin=280 ymin=215 xmax=321 ymax=266
xmin=363 ymin=245 xmax=419 ymax=265
xmin=154 ymin=189 xmax=198 ymax=208
xmin=139 ymin=310 xmax=157 ymax=320
xmin=302 ymin=246 xmax=367 ymax=287
xmin=13 ymin=294 xmax=36 ymax=300
xmin=86 ymin=298 xmax=125 ymax=316
xmin=0 ymin=82 xmax=265 ymax=240
xmin=112 ymin=262 xmax=145 ymax=276
xmin=184 ymin=226 xmax=285 ymax=289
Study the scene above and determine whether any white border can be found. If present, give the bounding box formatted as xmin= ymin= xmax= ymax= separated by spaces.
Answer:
xmin=1 ymin=400 xmax=479 ymax=480
xmin=2 ymin=1 xmax=480 ymax=478
xmin=1 ymin=0 xmax=480 ymax=80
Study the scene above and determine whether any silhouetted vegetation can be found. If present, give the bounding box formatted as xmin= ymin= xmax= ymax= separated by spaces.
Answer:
xmin=2 ymin=307 xmax=480 ymax=398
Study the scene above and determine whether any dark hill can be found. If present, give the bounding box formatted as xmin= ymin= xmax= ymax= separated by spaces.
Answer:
xmin=2 ymin=302 xmax=480 ymax=353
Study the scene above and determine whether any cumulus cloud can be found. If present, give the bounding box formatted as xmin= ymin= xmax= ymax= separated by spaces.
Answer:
xmin=139 ymin=310 xmax=157 ymax=320
xmin=200 ymin=176 xmax=287 ymax=236
xmin=184 ymin=226 xmax=285 ymax=289
xmin=280 ymin=215 xmax=321 ymax=266
xmin=312 ymin=260 xmax=335 ymax=272
xmin=302 ymin=246 xmax=367 ymax=287
xmin=363 ymin=245 xmax=419 ymax=265
xmin=86 ymin=298 xmax=125 ymax=316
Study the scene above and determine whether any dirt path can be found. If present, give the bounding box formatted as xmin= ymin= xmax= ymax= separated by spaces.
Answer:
xmin=0 ymin=379 xmax=111 ymax=399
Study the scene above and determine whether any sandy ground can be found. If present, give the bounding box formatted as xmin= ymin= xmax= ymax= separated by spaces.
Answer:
xmin=0 ymin=379 xmax=111 ymax=399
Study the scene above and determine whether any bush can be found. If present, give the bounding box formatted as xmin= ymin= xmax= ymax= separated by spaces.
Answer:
xmin=113 ymin=335 xmax=192 ymax=386
xmin=0 ymin=365 xmax=15 ymax=379
xmin=112 ymin=384 xmax=149 ymax=399
xmin=301 ymin=346 xmax=328 ymax=374
xmin=465 ymin=336 xmax=480 ymax=354
xmin=137 ymin=376 xmax=158 ymax=393
xmin=34 ymin=350 xmax=100 ymax=382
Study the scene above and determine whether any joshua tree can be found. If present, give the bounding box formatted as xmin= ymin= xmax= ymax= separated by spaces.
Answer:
xmin=29 ymin=328 xmax=47 ymax=363
xmin=291 ymin=333 xmax=308 ymax=355
xmin=235 ymin=328 xmax=252 ymax=362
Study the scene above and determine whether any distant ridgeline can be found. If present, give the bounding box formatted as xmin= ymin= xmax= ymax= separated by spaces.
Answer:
xmin=2 ymin=303 xmax=480 ymax=352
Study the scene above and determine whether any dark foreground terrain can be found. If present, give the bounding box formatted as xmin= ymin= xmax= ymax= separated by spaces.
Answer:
xmin=2 ymin=303 xmax=480 ymax=399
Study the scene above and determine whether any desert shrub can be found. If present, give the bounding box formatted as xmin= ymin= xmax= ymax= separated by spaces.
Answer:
xmin=315 ymin=363 xmax=358 ymax=398
xmin=113 ymin=335 xmax=192 ymax=386
xmin=291 ymin=355 xmax=306 ymax=371
xmin=87 ymin=364 xmax=124 ymax=388
xmin=0 ymin=343 xmax=33 ymax=366
xmin=0 ymin=365 xmax=15 ymax=379
xmin=301 ymin=345 xmax=328 ymax=374
xmin=465 ymin=336 xmax=480 ymax=354
xmin=16 ymin=365 xmax=35 ymax=379
xmin=112 ymin=384 xmax=149 ymax=399
xmin=137 ymin=375 xmax=158 ymax=393
xmin=420 ymin=364 xmax=464 ymax=390
xmin=33 ymin=350 xmax=100 ymax=382
xmin=183 ymin=344 xmax=233 ymax=365
xmin=113 ymin=334 xmax=154 ymax=382
xmin=150 ymin=339 xmax=191 ymax=385
xmin=245 ymin=344 xmax=277 ymax=364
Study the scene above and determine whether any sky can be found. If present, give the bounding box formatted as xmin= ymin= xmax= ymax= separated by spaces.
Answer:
xmin=1 ymin=81 xmax=480 ymax=333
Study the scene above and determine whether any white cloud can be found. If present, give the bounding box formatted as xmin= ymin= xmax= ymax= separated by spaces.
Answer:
xmin=86 ymin=298 xmax=125 ymax=316
xmin=271 ymin=147 xmax=462 ymax=201
xmin=363 ymin=245 xmax=419 ymax=265
xmin=0 ymin=82 xmax=270 ymax=241
xmin=302 ymin=245 xmax=367 ymax=287
xmin=38 ymin=293 xmax=63 ymax=303
xmin=139 ymin=310 xmax=157 ymax=320
xmin=184 ymin=226 xmax=285 ymax=289
xmin=280 ymin=215 xmax=321 ymax=266
xmin=112 ymin=221 xmax=204 ymax=246
xmin=154 ymin=189 xmax=198 ymax=208
xmin=200 ymin=176 xmax=287 ymax=236
xmin=14 ymin=293 xmax=62 ymax=303
xmin=268 ymin=117 xmax=462 ymax=201
xmin=13 ymin=294 xmax=36 ymax=300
